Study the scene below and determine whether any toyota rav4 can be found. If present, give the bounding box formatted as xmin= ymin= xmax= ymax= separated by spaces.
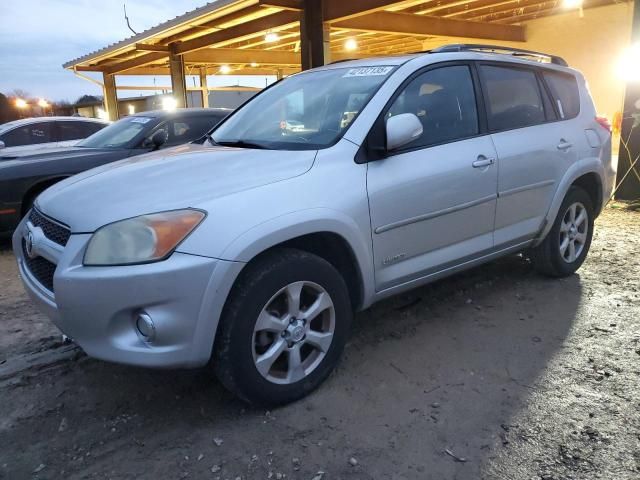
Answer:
xmin=13 ymin=45 xmax=615 ymax=405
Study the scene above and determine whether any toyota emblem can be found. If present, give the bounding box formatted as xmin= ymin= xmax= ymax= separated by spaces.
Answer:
xmin=25 ymin=231 xmax=36 ymax=259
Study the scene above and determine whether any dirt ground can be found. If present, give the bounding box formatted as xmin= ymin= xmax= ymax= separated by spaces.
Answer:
xmin=0 ymin=207 xmax=638 ymax=480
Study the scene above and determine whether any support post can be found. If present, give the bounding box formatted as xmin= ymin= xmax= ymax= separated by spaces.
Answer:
xmin=615 ymin=0 xmax=640 ymax=200
xmin=169 ymin=45 xmax=188 ymax=108
xmin=300 ymin=0 xmax=329 ymax=70
xmin=199 ymin=67 xmax=209 ymax=108
xmin=102 ymin=72 xmax=119 ymax=121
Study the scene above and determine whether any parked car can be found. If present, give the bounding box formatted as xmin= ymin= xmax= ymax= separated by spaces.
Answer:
xmin=0 ymin=108 xmax=230 ymax=235
xmin=14 ymin=45 xmax=614 ymax=405
xmin=0 ymin=116 xmax=109 ymax=157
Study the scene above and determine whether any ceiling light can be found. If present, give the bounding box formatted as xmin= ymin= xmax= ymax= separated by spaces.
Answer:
xmin=265 ymin=32 xmax=280 ymax=43
xmin=345 ymin=38 xmax=358 ymax=51
xmin=562 ymin=0 xmax=583 ymax=8
xmin=219 ymin=65 xmax=232 ymax=74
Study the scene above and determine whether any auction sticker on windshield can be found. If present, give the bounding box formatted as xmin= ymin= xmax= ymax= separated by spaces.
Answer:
xmin=129 ymin=117 xmax=153 ymax=124
xmin=343 ymin=66 xmax=394 ymax=77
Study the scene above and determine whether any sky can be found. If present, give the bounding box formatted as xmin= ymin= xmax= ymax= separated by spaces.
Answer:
xmin=0 ymin=0 xmax=272 ymax=102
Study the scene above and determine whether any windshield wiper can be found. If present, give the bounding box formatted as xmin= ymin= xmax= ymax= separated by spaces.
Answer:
xmin=215 ymin=139 xmax=269 ymax=150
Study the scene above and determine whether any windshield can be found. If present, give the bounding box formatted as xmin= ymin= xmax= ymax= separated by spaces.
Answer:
xmin=212 ymin=66 xmax=395 ymax=150
xmin=77 ymin=116 xmax=156 ymax=148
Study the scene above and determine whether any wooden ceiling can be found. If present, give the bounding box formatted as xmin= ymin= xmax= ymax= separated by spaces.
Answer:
xmin=66 ymin=0 xmax=622 ymax=76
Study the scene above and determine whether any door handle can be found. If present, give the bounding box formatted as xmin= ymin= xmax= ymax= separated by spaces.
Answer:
xmin=557 ymin=140 xmax=573 ymax=151
xmin=472 ymin=157 xmax=495 ymax=168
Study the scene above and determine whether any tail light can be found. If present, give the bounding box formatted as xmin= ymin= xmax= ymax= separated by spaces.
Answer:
xmin=595 ymin=115 xmax=611 ymax=133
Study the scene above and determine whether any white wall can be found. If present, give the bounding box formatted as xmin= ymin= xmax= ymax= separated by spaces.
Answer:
xmin=421 ymin=3 xmax=634 ymax=123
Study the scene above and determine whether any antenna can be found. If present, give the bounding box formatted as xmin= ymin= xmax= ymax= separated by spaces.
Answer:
xmin=124 ymin=3 xmax=137 ymax=35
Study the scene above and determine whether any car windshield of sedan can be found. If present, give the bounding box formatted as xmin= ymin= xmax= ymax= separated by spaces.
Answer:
xmin=77 ymin=116 xmax=154 ymax=149
xmin=211 ymin=65 xmax=396 ymax=150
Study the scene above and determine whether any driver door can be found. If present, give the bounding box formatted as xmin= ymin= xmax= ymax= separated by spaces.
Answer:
xmin=366 ymin=64 xmax=499 ymax=291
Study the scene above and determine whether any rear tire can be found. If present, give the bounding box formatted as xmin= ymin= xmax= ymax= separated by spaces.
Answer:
xmin=529 ymin=186 xmax=594 ymax=277
xmin=213 ymin=248 xmax=352 ymax=406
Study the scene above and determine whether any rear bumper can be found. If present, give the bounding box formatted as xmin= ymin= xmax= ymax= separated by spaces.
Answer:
xmin=13 ymin=216 xmax=244 ymax=368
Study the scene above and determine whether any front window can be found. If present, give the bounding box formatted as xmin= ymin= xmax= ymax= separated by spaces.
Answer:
xmin=77 ymin=116 xmax=155 ymax=148
xmin=212 ymin=66 xmax=395 ymax=150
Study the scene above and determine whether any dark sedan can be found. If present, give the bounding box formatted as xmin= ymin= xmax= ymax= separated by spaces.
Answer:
xmin=0 ymin=108 xmax=229 ymax=235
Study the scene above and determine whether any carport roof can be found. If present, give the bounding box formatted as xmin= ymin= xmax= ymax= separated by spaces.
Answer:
xmin=63 ymin=0 xmax=622 ymax=76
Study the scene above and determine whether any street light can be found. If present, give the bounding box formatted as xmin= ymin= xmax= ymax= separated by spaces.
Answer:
xmin=162 ymin=96 xmax=178 ymax=111
xmin=37 ymin=98 xmax=49 ymax=108
xmin=15 ymin=98 xmax=28 ymax=109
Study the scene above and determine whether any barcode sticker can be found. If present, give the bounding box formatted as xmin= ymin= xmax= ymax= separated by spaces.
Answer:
xmin=343 ymin=66 xmax=394 ymax=78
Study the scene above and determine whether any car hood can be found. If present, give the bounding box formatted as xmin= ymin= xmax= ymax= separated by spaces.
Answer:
xmin=0 ymin=146 xmax=121 ymax=163
xmin=37 ymin=144 xmax=317 ymax=232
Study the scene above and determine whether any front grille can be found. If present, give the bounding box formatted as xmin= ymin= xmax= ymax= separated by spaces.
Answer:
xmin=22 ymin=239 xmax=56 ymax=292
xmin=28 ymin=208 xmax=71 ymax=246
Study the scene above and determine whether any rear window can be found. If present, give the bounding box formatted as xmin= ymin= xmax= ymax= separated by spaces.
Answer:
xmin=480 ymin=65 xmax=546 ymax=132
xmin=542 ymin=70 xmax=580 ymax=119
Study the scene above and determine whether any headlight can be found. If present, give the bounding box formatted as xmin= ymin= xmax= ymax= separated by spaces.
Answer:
xmin=84 ymin=209 xmax=205 ymax=266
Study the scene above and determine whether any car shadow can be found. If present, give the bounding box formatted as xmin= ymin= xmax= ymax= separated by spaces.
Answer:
xmin=1 ymin=254 xmax=581 ymax=479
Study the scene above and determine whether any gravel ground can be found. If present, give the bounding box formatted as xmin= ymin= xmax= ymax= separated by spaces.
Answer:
xmin=0 ymin=207 xmax=638 ymax=480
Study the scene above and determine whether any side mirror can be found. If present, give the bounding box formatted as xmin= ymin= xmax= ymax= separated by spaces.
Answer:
xmin=147 ymin=130 xmax=168 ymax=150
xmin=385 ymin=113 xmax=423 ymax=151
xmin=0 ymin=140 xmax=5 ymax=150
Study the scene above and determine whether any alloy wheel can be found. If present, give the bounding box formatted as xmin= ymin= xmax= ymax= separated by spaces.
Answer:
xmin=251 ymin=281 xmax=335 ymax=384
xmin=559 ymin=201 xmax=588 ymax=263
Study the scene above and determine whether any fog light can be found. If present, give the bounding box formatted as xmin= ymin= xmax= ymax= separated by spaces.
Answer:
xmin=136 ymin=313 xmax=155 ymax=340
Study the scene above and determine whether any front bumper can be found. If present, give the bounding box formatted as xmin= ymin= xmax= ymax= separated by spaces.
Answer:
xmin=13 ymin=216 xmax=244 ymax=368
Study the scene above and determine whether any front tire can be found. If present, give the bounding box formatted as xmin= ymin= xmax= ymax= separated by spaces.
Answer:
xmin=530 ymin=186 xmax=594 ymax=277
xmin=213 ymin=248 xmax=352 ymax=405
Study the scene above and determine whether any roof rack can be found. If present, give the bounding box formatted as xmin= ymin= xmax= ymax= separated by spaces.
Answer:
xmin=431 ymin=44 xmax=568 ymax=67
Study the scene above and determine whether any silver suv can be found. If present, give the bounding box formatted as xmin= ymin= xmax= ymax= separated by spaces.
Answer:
xmin=14 ymin=45 xmax=615 ymax=405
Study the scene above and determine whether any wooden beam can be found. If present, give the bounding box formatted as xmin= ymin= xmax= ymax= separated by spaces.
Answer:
xmin=135 ymin=43 xmax=169 ymax=52
xmin=324 ymin=0 xmax=417 ymax=22
xmin=174 ymin=11 xmax=300 ymax=54
xmin=103 ymin=51 xmax=167 ymax=74
xmin=169 ymin=45 xmax=187 ymax=108
xmin=332 ymin=11 xmax=526 ymax=42
xmin=161 ymin=5 xmax=270 ymax=45
xmin=493 ymin=0 xmax=612 ymax=22
xmin=259 ymin=0 xmax=302 ymax=10
xmin=102 ymin=73 xmax=118 ymax=121
xmin=183 ymin=48 xmax=300 ymax=65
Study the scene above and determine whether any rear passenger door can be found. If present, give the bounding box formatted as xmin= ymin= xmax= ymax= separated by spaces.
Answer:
xmin=478 ymin=63 xmax=576 ymax=247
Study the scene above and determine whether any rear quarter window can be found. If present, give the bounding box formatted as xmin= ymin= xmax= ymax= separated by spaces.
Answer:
xmin=480 ymin=65 xmax=547 ymax=132
xmin=542 ymin=70 xmax=580 ymax=119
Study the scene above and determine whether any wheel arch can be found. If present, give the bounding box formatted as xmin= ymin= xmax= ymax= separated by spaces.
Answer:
xmin=535 ymin=159 xmax=605 ymax=245
xmin=218 ymin=210 xmax=375 ymax=311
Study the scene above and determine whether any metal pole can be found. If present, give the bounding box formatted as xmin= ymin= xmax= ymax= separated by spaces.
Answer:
xmin=615 ymin=0 xmax=640 ymax=200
